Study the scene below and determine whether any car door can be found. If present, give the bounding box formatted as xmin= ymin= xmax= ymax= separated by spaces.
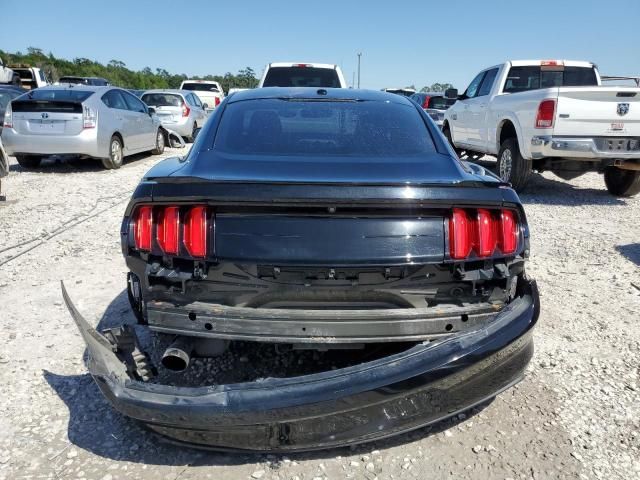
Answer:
xmin=101 ymin=89 xmax=137 ymax=153
xmin=465 ymin=68 xmax=499 ymax=150
xmin=451 ymin=71 xmax=485 ymax=146
xmin=189 ymin=93 xmax=207 ymax=123
xmin=122 ymin=90 xmax=155 ymax=150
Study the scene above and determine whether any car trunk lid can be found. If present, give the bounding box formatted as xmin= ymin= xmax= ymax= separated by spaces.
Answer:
xmin=10 ymin=99 xmax=85 ymax=135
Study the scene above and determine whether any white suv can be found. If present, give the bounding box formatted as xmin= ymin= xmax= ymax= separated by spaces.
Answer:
xmin=258 ymin=62 xmax=346 ymax=88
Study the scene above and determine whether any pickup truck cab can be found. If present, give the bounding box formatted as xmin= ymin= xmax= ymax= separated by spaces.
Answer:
xmin=179 ymin=80 xmax=224 ymax=112
xmin=9 ymin=65 xmax=50 ymax=90
xmin=443 ymin=60 xmax=640 ymax=196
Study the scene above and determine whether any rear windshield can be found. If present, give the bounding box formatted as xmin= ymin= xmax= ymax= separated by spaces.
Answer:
xmin=182 ymin=83 xmax=219 ymax=92
xmin=503 ymin=66 xmax=598 ymax=93
xmin=214 ymin=98 xmax=435 ymax=157
xmin=141 ymin=93 xmax=183 ymax=107
xmin=59 ymin=77 xmax=85 ymax=84
xmin=428 ymin=96 xmax=455 ymax=109
xmin=263 ymin=67 xmax=341 ymax=88
xmin=14 ymin=70 xmax=35 ymax=80
xmin=0 ymin=90 xmax=23 ymax=109
xmin=11 ymin=89 xmax=93 ymax=113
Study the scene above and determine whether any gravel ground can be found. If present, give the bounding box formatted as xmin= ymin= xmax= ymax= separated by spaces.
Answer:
xmin=0 ymin=150 xmax=638 ymax=480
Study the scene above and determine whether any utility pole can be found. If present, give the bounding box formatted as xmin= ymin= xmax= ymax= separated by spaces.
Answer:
xmin=352 ymin=71 xmax=355 ymax=89
xmin=357 ymin=52 xmax=362 ymax=88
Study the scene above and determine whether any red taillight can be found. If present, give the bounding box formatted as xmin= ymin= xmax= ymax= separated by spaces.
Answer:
xmin=182 ymin=102 xmax=190 ymax=117
xmin=156 ymin=206 xmax=180 ymax=255
xmin=535 ymin=99 xmax=555 ymax=128
xmin=183 ymin=206 xmax=208 ymax=257
xmin=214 ymin=96 xmax=221 ymax=107
xmin=134 ymin=206 xmax=153 ymax=251
xmin=422 ymin=96 xmax=431 ymax=109
xmin=450 ymin=208 xmax=519 ymax=259
xmin=449 ymin=208 xmax=472 ymax=260
xmin=499 ymin=210 xmax=518 ymax=255
xmin=475 ymin=209 xmax=498 ymax=257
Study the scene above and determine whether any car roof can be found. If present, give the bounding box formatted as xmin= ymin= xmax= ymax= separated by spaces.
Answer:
xmin=226 ymin=87 xmax=413 ymax=105
xmin=182 ymin=79 xmax=220 ymax=84
xmin=509 ymin=59 xmax=594 ymax=68
xmin=38 ymin=84 xmax=112 ymax=93
xmin=267 ymin=62 xmax=338 ymax=70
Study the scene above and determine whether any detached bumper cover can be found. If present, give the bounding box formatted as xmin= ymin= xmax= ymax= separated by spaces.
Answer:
xmin=62 ymin=279 xmax=539 ymax=452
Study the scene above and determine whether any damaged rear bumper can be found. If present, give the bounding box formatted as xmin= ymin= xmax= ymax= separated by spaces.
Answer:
xmin=62 ymin=279 xmax=539 ymax=452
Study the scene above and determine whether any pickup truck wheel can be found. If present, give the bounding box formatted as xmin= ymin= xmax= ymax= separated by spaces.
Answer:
xmin=151 ymin=129 xmax=165 ymax=155
xmin=497 ymin=138 xmax=532 ymax=192
xmin=443 ymin=126 xmax=463 ymax=156
xmin=101 ymin=136 xmax=124 ymax=169
xmin=604 ymin=167 xmax=640 ymax=197
xmin=15 ymin=155 xmax=42 ymax=169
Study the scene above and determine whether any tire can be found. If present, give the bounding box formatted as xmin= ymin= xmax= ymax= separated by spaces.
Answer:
xmin=151 ymin=129 xmax=165 ymax=155
xmin=604 ymin=167 xmax=640 ymax=197
xmin=186 ymin=123 xmax=197 ymax=143
xmin=101 ymin=135 xmax=124 ymax=169
xmin=442 ymin=125 xmax=463 ymax=157
xmin=497 ymin=138 xmax=532 ymax=192
xmin=15 ymin=155 xmax=42 ymax=169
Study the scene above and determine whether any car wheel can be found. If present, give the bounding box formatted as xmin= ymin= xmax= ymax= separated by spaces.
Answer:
xmin=604 ymin=167 xmax=640 ymax=197
xmin=497 ymin=138 xmax=532 ymax=192
xmin=151 ymin=129 xmax=165 ymax=155
xmin=187 ymin=123 xmax=198 ymax=143
xmin=15 ymin=155 xmax=42 ymax=169
xmin=101 ymin=136 xmax=124 ymax=169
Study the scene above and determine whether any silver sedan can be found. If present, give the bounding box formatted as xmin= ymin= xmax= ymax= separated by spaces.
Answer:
xmin=141 ymin=90 xmax=207 ymax=142
xmin=1 ymin=85 xmax=166 ymax=169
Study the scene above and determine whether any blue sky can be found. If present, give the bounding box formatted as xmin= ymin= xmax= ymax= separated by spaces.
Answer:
xmin=1 ymin=0 xmax=638 ymax=90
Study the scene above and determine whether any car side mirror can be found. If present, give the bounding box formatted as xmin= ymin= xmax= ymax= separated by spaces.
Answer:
xmin=444 ymin=88 xmax=458 ymax=100
xmin=148 ymin=107 xmax=156 ymax=116
xmin=202 ymin=103 xmax=208 ymax=110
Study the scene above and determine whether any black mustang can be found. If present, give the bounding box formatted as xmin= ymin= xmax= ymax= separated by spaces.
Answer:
xmin=64 ymin=87 xmax=539 ymax=451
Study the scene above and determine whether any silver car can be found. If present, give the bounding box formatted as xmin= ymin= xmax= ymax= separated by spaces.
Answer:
xmin=409 ymin=92 xmax=456 ymax=128
xmin=1 ymin=85 xmax=165 ymax=169
xmin=141 ymin=90 xmax=207 ymax=142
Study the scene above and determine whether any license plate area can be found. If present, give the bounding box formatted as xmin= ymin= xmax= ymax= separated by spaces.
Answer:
xmin=29 ymin=119 xmax=65 ymax=134
xmin=597 ymin=137 xmax=640 ymax=152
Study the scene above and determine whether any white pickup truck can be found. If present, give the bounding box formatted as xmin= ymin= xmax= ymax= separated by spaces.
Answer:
xmin=179 ymin=80 xmax=224 ymax=112
xmin=443 ymin=60 xmax=640 ymax=196
xmin=0 ymin=57 xmax=20 ymax=86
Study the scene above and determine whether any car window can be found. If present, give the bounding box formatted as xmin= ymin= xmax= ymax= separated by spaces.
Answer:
xmin=477 ymin=68 xmax=499 ymax=97
xmin=214 ymin=98 xmax=436 ymax=157
xmin=503 ymin=66 xmax=598 ymax=93
xmin=23 ymin=89 xmax=93 ymax=102
xmin=428 ymin=96 xmax=456 ymax=110
xmin=0 ymin=90 xmax=22 ymax=109
xmin=122 ymin=91 xmax=147 ymax=113
xmin=464 ymin=71 xmax=486 ymax=98
xmin=263 ymin=67 xmax=341 ymax=88
xmin=102 ymin=90 xmax=128 ymax=110
xmin=191 ymin=94 xmax=202 ymax=107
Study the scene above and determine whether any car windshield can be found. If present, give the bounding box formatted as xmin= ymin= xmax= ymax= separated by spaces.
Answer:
xmin=182 ymin=83 xmax=219 ymax=92
xmin=214 ymin=98 xmax=435 ymax=157
xmin=59 ymin=77 xmax=86 ymax=84
xmin=141 ymin=93 xmax=183 ymax=107
xmin=263 ymin=67 xmax=341 ymax=88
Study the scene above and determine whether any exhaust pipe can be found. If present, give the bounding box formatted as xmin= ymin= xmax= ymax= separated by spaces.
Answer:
xmin=161 ymin=336 xmax=194 ymax=372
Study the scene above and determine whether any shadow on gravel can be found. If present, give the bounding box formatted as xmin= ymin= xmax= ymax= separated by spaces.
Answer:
xmin=8 ymin=151 xmax=171 ymax=174
xmin=44 ymin=289 xmax=490 ymax=465
xmin=616 ymin=243 xmax=640 ymax=266
xmin=517 ymin=174 xmax=626 ymax=206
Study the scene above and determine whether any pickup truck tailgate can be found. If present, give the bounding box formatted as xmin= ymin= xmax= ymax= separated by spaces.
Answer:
xmin=554 ymin=87 xmax=640 ymax=136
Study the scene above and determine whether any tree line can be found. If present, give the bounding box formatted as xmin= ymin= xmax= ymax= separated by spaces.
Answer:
xmin=0 ymin=47 xmax=259 ymax=92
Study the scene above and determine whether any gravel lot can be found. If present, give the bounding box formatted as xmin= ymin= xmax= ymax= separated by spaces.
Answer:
xmin=0 ymin=149 xmax=638 ymax=480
